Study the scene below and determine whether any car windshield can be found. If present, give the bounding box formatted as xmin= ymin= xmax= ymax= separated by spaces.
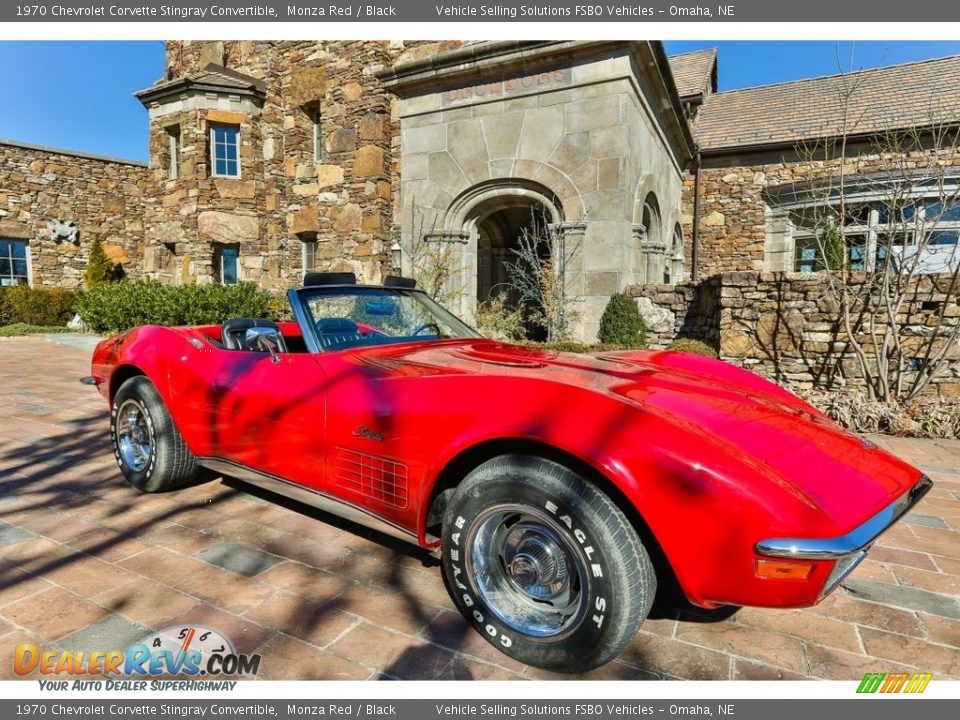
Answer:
xmin=299 ymin=285 xmax=481 ymax=352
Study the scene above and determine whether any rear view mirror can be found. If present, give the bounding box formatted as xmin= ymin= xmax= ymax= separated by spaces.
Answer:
xmin=245 ymin=327 xmax=282 ymax=363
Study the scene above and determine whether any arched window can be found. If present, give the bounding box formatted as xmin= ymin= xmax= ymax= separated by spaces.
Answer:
xmin=640 ymin=193 xmax=665 ymax=284
xmin=641 ymin=193 xmax=661 ymax=247
xmin=666 ymin=224 xmax=684 ymax=284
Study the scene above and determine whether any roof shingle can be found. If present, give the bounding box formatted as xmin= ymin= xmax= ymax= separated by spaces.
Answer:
xmin=695 ymin=54 xmax=960 ymax=153
xmin=135 ymin=63 xmax=266 ymax=103
xmin=668 ymin=48 xmax=717 ymax=99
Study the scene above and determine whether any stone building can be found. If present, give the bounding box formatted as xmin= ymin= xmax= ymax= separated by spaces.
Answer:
xmin=685 ymin=52 xmax=960 ymax=277
xmin=3 ymin=41 xmax=960 ymax=348
xmin=378 ymin=41 xmax=693 ymax=335
xmin=135 ymin=40 xmax=402 ymax=288
xmin=1 ymin=40 xmax=695 ymax=341
xmin=131 ymin=40 xmax=693 ymax=340
xmin=627 ymin=51 xmax=960 ymax=397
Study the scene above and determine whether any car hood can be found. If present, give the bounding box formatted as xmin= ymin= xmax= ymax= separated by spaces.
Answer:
xmin=348 ymin=339 xmax=921 ymax=525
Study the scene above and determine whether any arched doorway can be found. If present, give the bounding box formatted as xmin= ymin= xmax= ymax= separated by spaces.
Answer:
xmin=474 ymin=197 xmax=551 ymax=340
xmin=476 ymin=200 xmax=549 ymax=304
xmin=437 ymin=179 xmax=570 ymax=338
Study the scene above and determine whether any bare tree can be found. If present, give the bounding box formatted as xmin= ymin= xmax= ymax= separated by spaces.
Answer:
xmin=400 ymin=202 xmax=464 ymax=309
xmin=791 ymin=67 xmax=960 ymax=401
xmin=502 ymin=208 xmax=583 ymax=342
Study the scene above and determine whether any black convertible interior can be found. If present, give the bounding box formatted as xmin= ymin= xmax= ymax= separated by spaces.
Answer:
xmin=214 ymin=272 xmax=469 ymax=354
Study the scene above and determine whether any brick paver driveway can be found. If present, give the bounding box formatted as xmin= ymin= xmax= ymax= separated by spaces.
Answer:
xmin=2 ymin=334 xmax=959 ymax=681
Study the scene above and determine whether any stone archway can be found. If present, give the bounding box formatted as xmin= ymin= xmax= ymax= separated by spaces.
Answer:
xmin=453 ymin=182 xmax=564 ymax=339
xmin=431 ymin=179 xmax=568 ymax=326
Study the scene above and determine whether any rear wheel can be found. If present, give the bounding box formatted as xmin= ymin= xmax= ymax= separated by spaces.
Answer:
xmin=111 ymin=376 xmax=205 ymax=492
xmin=440 ymin=455 xmax=655 ymax=672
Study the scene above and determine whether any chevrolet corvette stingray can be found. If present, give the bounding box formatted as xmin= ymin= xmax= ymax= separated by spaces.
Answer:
xmin=87 ymin=273 xmax=930 ymax=672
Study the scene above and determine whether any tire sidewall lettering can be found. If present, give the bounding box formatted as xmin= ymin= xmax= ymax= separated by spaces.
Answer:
xmin=448 ymin=515 xmax=516 ymax=650
xmin=541 ymin=497 xmax=609 ymax=629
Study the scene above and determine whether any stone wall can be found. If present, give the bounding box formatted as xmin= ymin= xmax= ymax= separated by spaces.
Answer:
xmin=629 ymin=271 xmax=960 ymax=398
xmin=631 ymin=278 xmax=720 ymax=348
xmin=0 ymin=140 xmax=147 ymax=288
xmin=683 ymin=143 xmax=960 ymax=276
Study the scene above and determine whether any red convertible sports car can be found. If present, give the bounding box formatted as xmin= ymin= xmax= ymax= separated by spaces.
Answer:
xmin=88 ymin=272 xmax=931 ymax=672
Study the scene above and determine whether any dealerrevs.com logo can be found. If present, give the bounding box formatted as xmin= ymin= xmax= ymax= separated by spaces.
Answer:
xmin=14 ymin=625 xmax=261 ymax=684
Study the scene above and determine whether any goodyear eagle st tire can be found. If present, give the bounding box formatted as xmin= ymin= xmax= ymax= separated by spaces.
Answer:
xmin=111 ymin=376 xmax=204 ymax=493
xmin=441 ymin=455 xmax=655 ymax=672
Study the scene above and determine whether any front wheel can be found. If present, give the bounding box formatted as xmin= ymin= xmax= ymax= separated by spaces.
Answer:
xmin=441 ymin=455 xmax=655 ymax=672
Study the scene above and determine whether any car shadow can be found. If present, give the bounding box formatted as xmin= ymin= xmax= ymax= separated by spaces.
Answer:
xmin=1 ymin=405 xmax=726 ymax=682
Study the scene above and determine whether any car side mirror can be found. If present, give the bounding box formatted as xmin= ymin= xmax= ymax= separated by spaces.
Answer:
xmin=245 ymin=327 xmax=282 ymax=364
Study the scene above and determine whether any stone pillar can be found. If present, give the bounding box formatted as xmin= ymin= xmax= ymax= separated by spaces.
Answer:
xmin=547 ymin=220 xmax=588 ymax=339
xmin=421 ymin=229 xmax=471 ymax=316
xmin=648 ymin=243 xmax=669 ymax=284
xmin=632 ymin=223 xmax=647 ymax=285
xmin=764 ymin=207 xmax=792 ymax=272
xmin=550 ymin=220 xmax=588 ymax=297
xmin=634 ymin=222 xmax=667 ymax=284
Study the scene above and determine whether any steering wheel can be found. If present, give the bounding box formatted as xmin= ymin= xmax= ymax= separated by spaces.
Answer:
xmin=410 ymin=322 xmax=443 ymax=337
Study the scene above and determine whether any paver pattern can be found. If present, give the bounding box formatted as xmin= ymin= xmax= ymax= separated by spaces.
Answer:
xmin=2 ymin=334 xmax=959 ymax=681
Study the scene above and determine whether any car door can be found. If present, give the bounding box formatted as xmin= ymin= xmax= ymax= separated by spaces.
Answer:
xmin=310 ymin=348 xmax=427 ymax=535
xmin=203 ymin=349 xmax=329 ymax=489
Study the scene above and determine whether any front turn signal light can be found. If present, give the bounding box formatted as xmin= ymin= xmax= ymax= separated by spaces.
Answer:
xmin=754 ymin=558 xmax=816 ymax=580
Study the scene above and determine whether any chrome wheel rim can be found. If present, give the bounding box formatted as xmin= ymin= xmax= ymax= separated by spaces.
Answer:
xmin=116 ymin=399 xmax=153 ymax=472
xmin=466 ymin=504 xmax=589 ymax=639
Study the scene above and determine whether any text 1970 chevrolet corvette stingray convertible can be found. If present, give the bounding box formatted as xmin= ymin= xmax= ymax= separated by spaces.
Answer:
xmin=87 ymin=273 xmax=931 ymax=672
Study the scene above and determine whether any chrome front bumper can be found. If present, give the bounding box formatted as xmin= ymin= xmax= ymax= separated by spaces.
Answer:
xmin=755 ymin=475 xmax=933 ymax=598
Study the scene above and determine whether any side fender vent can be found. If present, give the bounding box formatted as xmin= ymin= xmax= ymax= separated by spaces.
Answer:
xmin=334 ymin=449 xmax=409 ymax=508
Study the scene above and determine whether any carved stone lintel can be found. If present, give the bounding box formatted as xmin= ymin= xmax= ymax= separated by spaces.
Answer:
xmin=423 ymin=231 xmax=470 ymax=244
xmin=549 ymin=220 xmax=587 ymax=239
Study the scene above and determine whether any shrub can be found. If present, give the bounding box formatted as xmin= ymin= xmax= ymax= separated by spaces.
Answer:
xmin=266 ymin=294 xmax=294 ymax=322
xmin=820 ymin=226 xmax=846 ymax=272
xmin=474 ymin=295 xmax=526 ymax=341
xmin=169 ymin=283 xmax=274 ymax=326
xmin=529 ymin=341 xmax=628 ymax=353
xmin=0 ymin=323 xmax=72 ymax=337
xmin=798 ymin=388 xmax=960 ymax=439
xmin=667 ymin=338 xmax=719 ymax=358
xmin=597 ymin=293 xmax=646 ymax=348
xmin=908 ymin=398 xmax=960 ymax=439
xmin=801 ymin=389 xmax=906 ymax=435
xmin=84 ymin=236 xmax=120 ymax=287
xmin=0 ymin=286 xmax=77 ymax=326
xmin=77 ymin=281 xmax=273 ymax=334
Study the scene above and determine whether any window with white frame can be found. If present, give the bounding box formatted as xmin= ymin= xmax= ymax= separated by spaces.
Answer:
xmin=301 ymin=233 xmax=318 ymax=274
xmin=210 ymin=124 xmax=240 ymax=178
xmin=167 ymin=125 xmax=181 ymax=180
xmin=215 ymin=244 xmax=239 ymax=285
xmin=789 ymin=194 xmax=960 ymax=274
xmin=0 ymin=239 xmax=29 ymax=286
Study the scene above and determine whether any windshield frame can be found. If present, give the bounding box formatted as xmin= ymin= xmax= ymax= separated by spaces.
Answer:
xmin=287 ymin=284 xmax=482 ymax=354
